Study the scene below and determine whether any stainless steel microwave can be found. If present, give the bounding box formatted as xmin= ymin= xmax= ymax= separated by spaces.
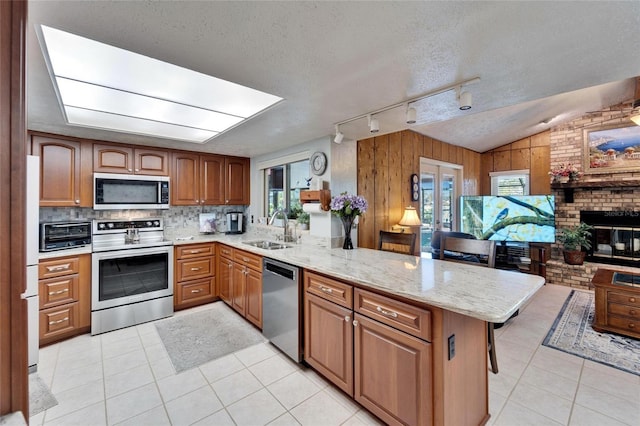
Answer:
xmin=94 ymin=173 xmax=170 ymax=210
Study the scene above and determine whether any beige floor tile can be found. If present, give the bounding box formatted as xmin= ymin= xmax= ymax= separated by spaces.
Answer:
xmin=249 ymin=353 xmax=299 ymax=386
xmin=341 ymin=409 xmax=385 ymax=425
xmin=105 ymin=382 xmax=163 ymax=425
xmin=142 ymin=342 xmax=169 ymax=364
xmin=579 ymin=362 xmax=639 ymax=403
xmin=100 ymin=326 xmax=139 ymax=345
xmin=268 ymin=412 xmax=302 ymax=425
xmin=156 ymin=368 xmax=207 ymax=402
xmin=488 ymin=369 xmax=519 ymax=398
xmin=211 ymin=369 xmax=263 ymax=406
xmin=234 ymin=342 xmax=277 ymax=367
xmin=114 ymin=405 xmax=171 ymax=426
xmin=488 ymin=391 xmax=507 ymax=423
xmin=494 ymin=400 xmax=563 ymax=425
xmin=42 ymin=378 xmax=104 ymax=422
xmin=494 ymin=350 xmax=530 ymax=378
xmin=102 ymin=348 xmax=148 ymax=377
xmin=267 ymin=371 xmax=321 ymax=410
xmin=575 ymin=384 xmax=640 ymax=425
xmin=43 ymin=401 xmax=105 ymax=426
xmin=191 ymin=408 xmax=235 ymax=426
xmin=199 ymin=353 xmax=246 ymax=383
xmin=227 ymin=388 xmax=286 ymax=425
xmin=149 ymin=356 xmax=175 ymax=380
xmin=510 ymin=381 xmax=573 ymax=424
xmin=101 ymin=335 xmax=143 ymax=359
xmin=520 ymin=364 xmax=579 ymax=400
xmin=50 ymin=361 xmax=103 ymax=394
xmin=569 ymin=404 xmax=629 ymax=426
xmin=289 ymin=390 xmax=354 ymax=426
xmin=104 ymin=363 xmax=154 ymax=398
xmin=529 ymin=348 xmax=584 ymax=381
xmin=165 ymin=385 xmax=223 ymax=425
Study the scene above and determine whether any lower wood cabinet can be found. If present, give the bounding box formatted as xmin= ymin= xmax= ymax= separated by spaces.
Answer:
xmin=218 ymin=244 xmax=263 ymax=329
xmin=38 ymin=253 xmax=90 ymax=346
xmin=174 ymin=242 xmax=217 ymax=310
xmin=592 ymin=268 xmax=640 ymax=339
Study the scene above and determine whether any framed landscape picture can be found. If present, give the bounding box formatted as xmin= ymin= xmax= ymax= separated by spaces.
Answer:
xmin=583 ymin=122 xmax=640 ymax=174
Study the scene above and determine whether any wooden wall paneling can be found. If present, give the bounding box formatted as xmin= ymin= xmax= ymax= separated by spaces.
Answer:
xmin=530 ymin=130 xmax=550 ymax=147
xmin=511 ymin=148 xmax=531 ymax=170
xmin=0 ymin=0 xmax=28 ymax=418
xmin=373 ymin=135 xmax=390 ymax=249
xmin=422 ymin=136 xmax=433 ymax=158
xmin=455 ymin=145 xmax=464 ymax=165
xmin=402 ymin=131 xmax=421 ymax=208
xmin=480 ymin=152 xmax=493 ymax=195
xmin=530 ymin=145 xmax=551 ymax=195
xmin=449 ymin=144 xmax=459 ymax=164
xmin=357 ymin=138 xmax=376 ymax=249
xmin=492 ymin=150 xmax=511 ymax=171
xmin=463 ymin=150 xmax=481 ymax=196
xmin=387 ymin=133 xmax=403 ymax=230
xmin=511 ymin=137 xmax=530 ymax=150
xmin=432 ymin=139 xmax=443 ymax=161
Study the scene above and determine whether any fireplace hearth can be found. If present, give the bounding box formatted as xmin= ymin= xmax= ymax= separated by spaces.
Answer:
xmin=581 ymin=210 xmax=640 ymax=267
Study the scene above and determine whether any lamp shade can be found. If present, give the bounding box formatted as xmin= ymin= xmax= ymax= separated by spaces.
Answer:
xmin=631 ymin=114 xmax=640 ymax=126
xmin=398 ymin=206 xmax=422 ymax=226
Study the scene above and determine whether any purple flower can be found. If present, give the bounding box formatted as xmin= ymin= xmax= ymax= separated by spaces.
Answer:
xmin=330 ymin=192 xmax=368 ymax=218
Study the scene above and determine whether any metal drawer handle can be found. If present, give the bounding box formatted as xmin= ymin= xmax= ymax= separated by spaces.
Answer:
xmin=376 ymin=306 xmax=398 ymax=318
xmin=319 ymin=286 xmax=333 ymax=294
xmin=189 ymin=250 xmax=201 ymax=254
xmin=47 ymin=264 xmax=70 ymax=272
xmin=190 ymin=267 xmax=201 ymax=271
xmin=352 ymin=320 xmax=358 ymax=327
xmin=48 ymin=289 xmax=69 ymax=296
xmin=345 ymin=315 xmax=350 ymax=322
xmin=243 ymin=257 xmax=249 ymax=262
xmin=191 ymin=289 xmax=202 ymax=293
xmin=629 ymin=323 xmax=636 ymax=329
xmin=630 ymin=297 xmax=636 ymax=303
xmin=49 ymin=318 xmax=68 ymax=325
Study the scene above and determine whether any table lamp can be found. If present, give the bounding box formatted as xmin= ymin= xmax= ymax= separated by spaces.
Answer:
xmin=398 ymin=206 xmax=422 ymax=231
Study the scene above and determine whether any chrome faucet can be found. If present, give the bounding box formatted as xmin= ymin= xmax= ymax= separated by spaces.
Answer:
xmin=268 ymin=208 xmax=294 ymax=242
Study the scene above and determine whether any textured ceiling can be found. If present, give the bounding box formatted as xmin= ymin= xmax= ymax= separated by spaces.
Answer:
xmin=26 ymin=1 xmax=640 ymax=157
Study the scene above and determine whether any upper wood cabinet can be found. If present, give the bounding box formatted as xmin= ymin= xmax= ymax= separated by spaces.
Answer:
xmin=94 ymin=143 xmax=169 ymax=176
xmin=31 ymin=134 xmax=92 ymax=207
xmin=171 ymin=152 xmax=249 ymax=205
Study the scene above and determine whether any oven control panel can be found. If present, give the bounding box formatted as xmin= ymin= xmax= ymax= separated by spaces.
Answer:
xmin=93 ymin=218 xmax=163 ymax=234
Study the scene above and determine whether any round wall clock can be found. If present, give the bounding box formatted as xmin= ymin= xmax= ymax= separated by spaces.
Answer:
xmin=310 ymin=151 xmax=327 ymax=175
xmin=411 ymin=173 xmax=419 ymax=201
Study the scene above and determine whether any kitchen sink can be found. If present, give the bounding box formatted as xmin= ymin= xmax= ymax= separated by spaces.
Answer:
xmin=243 ymin=240 xmax=292 ymax=250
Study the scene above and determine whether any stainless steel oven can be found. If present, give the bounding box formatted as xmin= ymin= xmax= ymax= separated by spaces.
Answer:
xmin=91 ymin=218 xmax=173 ymax=335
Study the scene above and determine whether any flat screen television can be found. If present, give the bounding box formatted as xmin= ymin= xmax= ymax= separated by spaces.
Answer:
xmin=459 ymin=195 xmax=556 ymax=243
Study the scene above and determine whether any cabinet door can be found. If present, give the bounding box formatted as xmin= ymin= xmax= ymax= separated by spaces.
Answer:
xmin=353 ymin=313 xmax=432 ymax=426
xmin=231 ymin=264 xmax=247 ymax=316
xmin=93 ymin=143 xmax=134 ymax=173
xmin=245 ymin=268 xmax=262 ymax=329
xmin=304 ymin=292 xmax=353 ymax=396
xmin=218 ymin=256 xmax=232 ymax=305
xmin=225 ymin=157 xmax=250 ymax=205
xmin=171 ymin=152 xmax=200 ymax=205
xmin=32 ymin=135 xmax=90 ymax=207
xmin=200 ymin=154 xmax=225 ymax=204
xmin=135 ymin=148 xmax=169 ymax=176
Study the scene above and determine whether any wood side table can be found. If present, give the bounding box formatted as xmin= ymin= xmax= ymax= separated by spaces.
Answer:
xmin=591 ymin=268 xmax=640 ymax=339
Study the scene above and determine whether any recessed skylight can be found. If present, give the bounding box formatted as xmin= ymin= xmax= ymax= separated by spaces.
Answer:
xmin=38 ymin=25 xmax=283 ymax=143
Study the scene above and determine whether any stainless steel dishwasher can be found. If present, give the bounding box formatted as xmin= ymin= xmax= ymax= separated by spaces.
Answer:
xmin=262 ymin=258 xmax=302 ymax=362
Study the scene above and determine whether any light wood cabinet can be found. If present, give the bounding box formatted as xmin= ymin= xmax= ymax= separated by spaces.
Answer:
xmin=38 ymin=254 xmax=91 ymax=346
xmin=172 ymin=153 xmax=249 ymax=206
xmin=174 ymin=242 xmax=217 ymax=310
xmin=217 ymin=244 xmax=263 ymax=328
xmin=93 ymin=143 xmax=169 ymax=176
xmin=592 ymin=268 xmax=640 ymax=339
xmin=31 ymin=134 xmax=92 ymax=207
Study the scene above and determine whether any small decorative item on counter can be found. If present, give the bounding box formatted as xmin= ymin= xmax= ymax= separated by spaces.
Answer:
xmin=549 ymin=163 xmax=583 ymax=183
xmin=330 ymin=192 xmax=368 ymax=250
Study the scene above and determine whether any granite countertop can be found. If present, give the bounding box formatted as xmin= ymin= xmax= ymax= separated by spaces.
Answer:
xmin=173 ymin=233 xmax=545 ymax=323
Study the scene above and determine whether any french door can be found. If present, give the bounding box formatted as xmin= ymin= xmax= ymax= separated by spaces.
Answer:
xmin=420 ymin=158 xmax=462 ymax=255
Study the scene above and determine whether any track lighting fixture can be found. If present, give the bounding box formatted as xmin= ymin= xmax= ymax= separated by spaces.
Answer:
xmin=406 ymin=104 xmax=417 ymax=124
xmin=332 ymin=76 xmax=480 ymax=140
xmin=368 ymin=115 xmax=379 ymax=133
xmin=458 ymin=90 xmax=472 ymax=110
xmin=333 ymin=124 xmax=344 ymax=143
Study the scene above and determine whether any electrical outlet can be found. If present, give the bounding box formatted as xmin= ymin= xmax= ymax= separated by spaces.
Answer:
xmin=448 ymin=334 xmax=455 ymax=360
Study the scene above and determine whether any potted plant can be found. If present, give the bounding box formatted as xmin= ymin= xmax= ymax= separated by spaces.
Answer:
xmin=557 ymin=222 xmax=593 ymax=265
xmin=297 ymin=211 xmax=310 ymax=230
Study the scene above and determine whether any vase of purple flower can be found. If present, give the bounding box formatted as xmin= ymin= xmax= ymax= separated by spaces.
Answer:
xmin=330 ymin=192 xmax=368 ymax=250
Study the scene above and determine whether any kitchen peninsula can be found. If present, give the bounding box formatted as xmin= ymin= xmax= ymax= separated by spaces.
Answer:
xmin=174 ymin=233 xmax=545 ymax=425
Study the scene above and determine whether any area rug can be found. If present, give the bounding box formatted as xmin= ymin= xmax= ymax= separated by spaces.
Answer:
xmin=543 ymin=290 xmax=640 ymax=376
xmin=29 ymin=373 xmax=58 ymax=417
xmin=156 ymin=302 xmax=266 ymax=373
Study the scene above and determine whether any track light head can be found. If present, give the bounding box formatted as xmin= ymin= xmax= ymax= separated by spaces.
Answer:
xmin=406 ymin=106 xmax=417 ymax=124
xmin=459 ymin=91 xmax=472 ymax=110
xmin=334 ymin=124 xmax=344 ymax=143
xmin=368 ymin=115 xmax=379 ymax=133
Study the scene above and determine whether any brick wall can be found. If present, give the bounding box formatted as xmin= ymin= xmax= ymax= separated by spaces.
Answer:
xmin=547 ymin=106 xmax=640 ymax=288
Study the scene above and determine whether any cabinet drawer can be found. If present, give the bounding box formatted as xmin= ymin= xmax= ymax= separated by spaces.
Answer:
xmin=177 ymin=257 xmax=215 ymax=281
xmin=39 ymin=275 xmax=78 ymax=309
xmin=608 ymin=302 xmax=640 ymax=319
xmin=608 ymin=291 xmax=640 ymax=308
xmin=177 ymin=277 xmax=215 ymax=303
xmin=233 ymin=249 xmax=262 ymax=271
xmin=40 ymin=302 xmax=79 ymax=340
xmin=355 ymin=288 xmax=431 ymax=341
xmin=607 ymin=315 xmax=639 ymax=334
xmin=218 ymin=244 xmax=233 ymax=259
xmin=305 ymin=271 xmax=353 ymax=309
xmin=176 ymin=243 xmax=215 ymax=259
xmin=39 ymin=256 xmax=80 ymax=279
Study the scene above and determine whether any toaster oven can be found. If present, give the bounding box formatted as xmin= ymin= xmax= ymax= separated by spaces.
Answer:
xmin=40 ymin=222 xmax=92 ymax=252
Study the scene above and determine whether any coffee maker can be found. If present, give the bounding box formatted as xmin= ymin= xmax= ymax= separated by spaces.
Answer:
xmin=226 ymin=212 xmax=244 ymax=234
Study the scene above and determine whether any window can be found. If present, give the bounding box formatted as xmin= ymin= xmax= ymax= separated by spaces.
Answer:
xmin=264 ymin=159 xmax=309 ymax=219
xmin=490 ymin=170 xmax=530 ymax=195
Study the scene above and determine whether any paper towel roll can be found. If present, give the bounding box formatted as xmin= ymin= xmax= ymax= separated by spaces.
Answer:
xmin=303 ymin=203 xmax=326 ymax=214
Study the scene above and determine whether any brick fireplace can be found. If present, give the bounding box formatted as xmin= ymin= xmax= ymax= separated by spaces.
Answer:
xmin=546 ymin=108 xmax=640 ymax=289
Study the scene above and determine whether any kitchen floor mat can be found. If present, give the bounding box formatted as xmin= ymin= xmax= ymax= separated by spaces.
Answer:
xmin=29 ymin=373 xmax=58 ymax=417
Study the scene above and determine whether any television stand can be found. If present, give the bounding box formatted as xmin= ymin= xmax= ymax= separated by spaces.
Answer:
xmin=495 ymin=243 xmax=549 ymax=280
